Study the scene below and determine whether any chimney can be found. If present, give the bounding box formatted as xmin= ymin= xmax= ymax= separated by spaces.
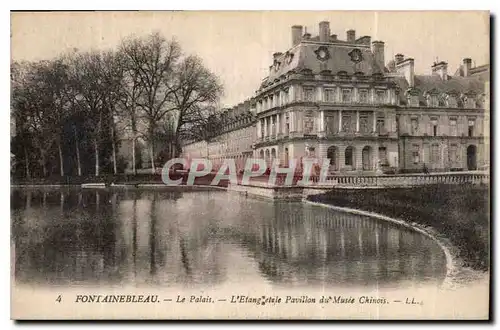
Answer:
xmin=330 ymin=34 xmax=338 ymax=42
xmin=431 ymin=61 xmax=448 ymax=80
xmin=463 ymin=58 xmax=472 ymax=77
xmin=396 ymin=58 xmax=415 ymax=87
xmin=346 ymin=29 xmax=356 ymax=43
xmin=291 ymin=25 xmax=303 ymax=47
xmin=319 ymin=21 xmax=330 ymax=42
xmin=371 ymin=41 xmax=385 ymax=70
xmin=395 ymin=53 xmax=405 ymax=64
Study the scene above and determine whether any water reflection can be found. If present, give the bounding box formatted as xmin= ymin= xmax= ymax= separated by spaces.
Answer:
xmin=11 ymin=188 xmax=447 ymax=289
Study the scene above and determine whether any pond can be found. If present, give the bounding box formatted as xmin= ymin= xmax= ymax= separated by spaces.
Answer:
xmin=11 ymin=188 xmax=447 ymax=290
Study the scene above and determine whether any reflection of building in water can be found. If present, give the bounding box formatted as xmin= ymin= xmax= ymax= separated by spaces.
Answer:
xmin=117 ymin=191 xmax=227 ymax=286
xmin=12 ymin=189 xmax=446 ymax=289
xmin=247 ymin=203 xmax=447 ymax=288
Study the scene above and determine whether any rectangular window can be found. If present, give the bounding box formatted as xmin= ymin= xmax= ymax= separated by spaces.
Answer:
xmin=326 ymin=115 xmax=336 ymax=134
xmin=303 ymin=116 xmax=314 ymax=134
xmin=324 ymin=88 xmax=335 ymax=102
xmin=360 ymin=114 xmax=370 ymax=133
xmin=411 ymin=118 xmax=419 ymax=135
xmin=430 ymin=118 xmax=438 ymax=136
xmin=412 ymin=144 xmax=420 ymax=164
xmin=377 ymin=118 xmax=386 ymax=134
xmin=379 ymin=147 xmax=388 ymax=164
xmin=345 ymin=147 xmax=353 ymax=166
xmin=342 ymin=89 xmax=352 ymax=103
xmin=342 ymin=115 xmax=352 ymax=132
xmin=304 ymin=88 xmax=314 ymax=102
xmin=449 ymin=144 xmax=459 ymax=166
xmin=450 ymin=118 xmax=457 ymax=136
xmin=283 ymin=89 xmax=289 ymax=105
xmin=468 ymin=119 xmax=475 ymax=137
xmin=359 ymin=89 xmax=369 ymax=103
xmin=376 ymin=90 xmax=386 ymax=104
xmin=431 ymin=144 xmax=440 ymax=165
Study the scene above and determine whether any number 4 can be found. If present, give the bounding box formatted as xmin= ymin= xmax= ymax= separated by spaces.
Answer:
xmin=56 ymin=295 xmax=62 ymax=303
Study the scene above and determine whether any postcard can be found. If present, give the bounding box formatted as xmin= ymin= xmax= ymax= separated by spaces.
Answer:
xmin=10 ymin=10 xmax=490 ymax=320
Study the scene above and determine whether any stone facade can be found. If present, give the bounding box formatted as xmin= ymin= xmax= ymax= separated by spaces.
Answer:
xmin=182 ymin=99 xmax=256 ymax=172
xmin=182 ymin=21 xmax=490 ymax=174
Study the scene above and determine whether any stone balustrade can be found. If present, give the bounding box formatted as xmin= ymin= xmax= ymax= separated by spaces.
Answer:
xmin=317 ymin=171 xmax=489 ymax=188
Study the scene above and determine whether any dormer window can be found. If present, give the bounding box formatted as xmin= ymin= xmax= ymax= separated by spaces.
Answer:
xmin=405 ymin=88 xmax=420 ymax=107
xmin=466 ymin=97 xmax=476 ymax=108
xmin=426 ymin=94 xmax=438 ymax=107
xmin=273 ymin=60 xmax=281 ymax=72
xmin=445 ymin=93 xmax=458 ymax=108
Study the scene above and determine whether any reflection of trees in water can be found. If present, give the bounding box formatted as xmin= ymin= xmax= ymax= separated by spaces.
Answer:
xmin=12 ymin=189 xmax=446 ymax=288
xmin=13 ymin=189 xmax=125 ymax=285
xmin=12 ymin=189 xmax=226 ymax=287
xmin=238 ymin=202 xmax=447 ymax=288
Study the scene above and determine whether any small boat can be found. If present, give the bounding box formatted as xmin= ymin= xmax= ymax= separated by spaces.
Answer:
xmin=81 ymin=183 xmax=107 ymax=189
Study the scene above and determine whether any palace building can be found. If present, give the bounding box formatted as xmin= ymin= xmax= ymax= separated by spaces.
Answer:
xmin=182 ymin=99 xmax=256 ymax=171
xmin=182 ymin=21 xmax=490 ymax=174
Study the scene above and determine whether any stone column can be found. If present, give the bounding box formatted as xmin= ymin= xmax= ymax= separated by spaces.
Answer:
xmin=257 ymin=119 xmax=262 ymax=138
xmin=338 ymin=110 xmax=343 ymax=132
xmin=373 ymin=111 xmax=377 ymax=132
xmin=356 ymin=111 xmax=360 ymax=132
xmin=319 ymin=111 xmax=325 ymax=132
xmin=276 ymin=113 xmax=280 ymax=137
xmin=264 ymin=117 xmax=268 ymax=137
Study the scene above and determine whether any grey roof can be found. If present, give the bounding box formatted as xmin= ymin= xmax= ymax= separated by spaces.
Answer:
xmin=394 ymin=70 xmax=489 ymax=105
xmin=264 ymin=42 xmax=384 ymax=83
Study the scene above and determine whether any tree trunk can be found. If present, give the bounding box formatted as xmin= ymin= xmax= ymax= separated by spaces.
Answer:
xmin=94 ymin=139 xmax=100 ymax=177
xmin=131 ymin=116 xmax=138 ymax=175
xmin=132 ymin=138 xmax=137 ymax=175
xmin=74 ymin=127 xmax=82 ymax=176
xmin=24 ymin=146 xmax=30 ymax=179
xmin=150 ymin=142 xmax=155 ymax=174
xmin=58 ymin=143 xmax=64 ymax=177
xmin=111 ymin=125 xmax=117 ymax=175
xmin=41 ymin=153 xmax=47 ymax=177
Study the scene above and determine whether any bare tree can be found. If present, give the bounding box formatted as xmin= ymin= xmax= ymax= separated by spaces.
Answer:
xmin=119 ymin=32 xmax=181 ymax=174
xmin=101 ymin=50 xmax=125 ymax=175
xmin=69 ymin=51 xmax=108 ymax=176
xmin=170 ymin=55 xmax=224 ymax=157
xmin=115 ymin=48 xmax=144 ymax=175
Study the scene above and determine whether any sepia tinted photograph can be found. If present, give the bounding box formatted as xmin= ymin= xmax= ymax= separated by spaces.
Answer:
xmin=10 ymin=10 xmax=490 ymax=320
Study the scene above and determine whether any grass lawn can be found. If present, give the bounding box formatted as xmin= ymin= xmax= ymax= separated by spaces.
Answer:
xmin=307 ymin=184 xmax=490 ymax=271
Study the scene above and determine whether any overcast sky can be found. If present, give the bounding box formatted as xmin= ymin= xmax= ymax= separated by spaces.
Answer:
xmin=11 ymin=11 xmax=489 ymax=108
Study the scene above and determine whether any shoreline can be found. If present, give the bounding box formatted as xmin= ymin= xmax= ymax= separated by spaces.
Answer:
xmin=303 ymin=199 xmax=463 ymax=289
